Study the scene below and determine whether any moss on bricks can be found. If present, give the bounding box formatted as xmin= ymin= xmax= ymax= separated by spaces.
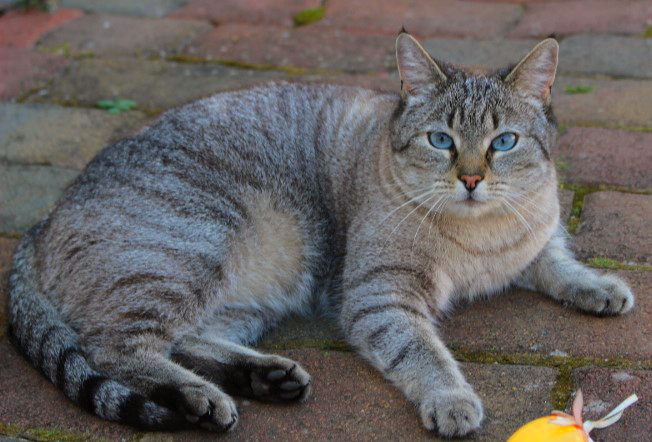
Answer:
xmin=293 ymin=7 xmax=326 ymax=27
xmin=167 ymin=55 xmax=310 ymax=75
xmin=587 ymin=257 xmax=652 ymax=272
xmin=0 ymin=422 xmax=96 ymax=442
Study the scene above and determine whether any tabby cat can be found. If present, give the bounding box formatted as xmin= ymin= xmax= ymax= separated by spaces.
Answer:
xmin=8 ymin=33 xmax=634 ymax=437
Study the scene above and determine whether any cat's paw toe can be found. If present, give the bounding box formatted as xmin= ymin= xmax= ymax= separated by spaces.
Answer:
xmin=251 ymin=356 xmax=311 ymax=402
xmin=564 ymin=275 xmax=635 ymax=316
xmin=420 ymin=387 xmax=484 ymax=437
xmin=177 ymin=385 xmax=238 ymax=431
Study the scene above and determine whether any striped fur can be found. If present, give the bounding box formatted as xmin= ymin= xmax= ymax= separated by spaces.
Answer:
xmin=7 ymin=33 xmax=634 ymax=436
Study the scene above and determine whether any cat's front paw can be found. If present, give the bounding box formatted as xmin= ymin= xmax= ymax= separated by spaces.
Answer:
xmin=562 ymin=274 xmax=635 ymax=316
xmin=419 ymin=386 xmax=484 ymax=437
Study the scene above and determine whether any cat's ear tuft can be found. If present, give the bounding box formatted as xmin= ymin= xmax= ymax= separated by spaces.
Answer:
xmin=396 ymin=32 xmax=446 ymax=97
xmin=505 ymin=38 xmax=559 ymax=103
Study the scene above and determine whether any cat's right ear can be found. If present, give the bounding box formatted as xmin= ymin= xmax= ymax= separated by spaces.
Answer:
xmin=396 ymin=32 xmax=447 ymax=98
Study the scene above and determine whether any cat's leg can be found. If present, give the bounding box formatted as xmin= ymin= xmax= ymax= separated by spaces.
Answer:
xmin=340 ymin=263 xmax=483 ymax=437
xmin=91 ymin=338 xmax=239 ymax=432
xmin=171 ymin=334 xmax=311 ymax=402
xmin=515 ymin=227 xmax=635 ymax=315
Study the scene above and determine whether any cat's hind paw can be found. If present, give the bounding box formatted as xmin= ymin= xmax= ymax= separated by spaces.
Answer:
xmin=420 ymin=387 xmax=484 ymax=437
xmin=562 ymin=274 xmax=635 ymax=316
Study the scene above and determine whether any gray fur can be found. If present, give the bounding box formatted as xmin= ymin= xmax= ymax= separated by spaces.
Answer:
xmin=8 ymin=33 xmax=634 ymax=436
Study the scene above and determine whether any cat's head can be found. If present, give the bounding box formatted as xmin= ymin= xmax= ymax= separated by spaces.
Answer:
xmin=388 ymin=32 xmax=559 ymax=218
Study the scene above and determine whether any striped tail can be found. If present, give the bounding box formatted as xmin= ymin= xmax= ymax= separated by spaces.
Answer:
xmin=7 ymin=222 xmax=186 ymax=430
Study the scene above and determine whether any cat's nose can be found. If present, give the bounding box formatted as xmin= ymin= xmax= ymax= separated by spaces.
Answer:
xmin=459 ymin=175 xmax=483 ymax=192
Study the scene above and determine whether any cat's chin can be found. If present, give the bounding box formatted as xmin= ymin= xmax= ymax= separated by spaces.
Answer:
xmin=447 ymin=198 xmax=498 ymax=219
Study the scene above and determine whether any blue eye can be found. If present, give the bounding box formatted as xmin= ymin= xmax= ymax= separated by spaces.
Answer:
xmin=491 ymin=132 xmax=518 ymax=151
xmin=428 ymin=132 xmax=454 ymax=150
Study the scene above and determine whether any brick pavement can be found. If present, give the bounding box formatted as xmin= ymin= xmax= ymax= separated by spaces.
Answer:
xmin=0 ymin=0 xmax=650 ymax=440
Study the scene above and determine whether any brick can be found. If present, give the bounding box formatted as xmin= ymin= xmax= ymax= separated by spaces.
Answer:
xmin=553 ymin=77 xmax=652 ymax=130
xmin=170 ymin=0 xmax=321 ymax=27
xmin=0 ymin=164 xmax=78 ymax=234
xmin=0 ymin=48 xmax=69 ymax=101
xmin=23 ymin=58 xmax=285 ymax=111
xmin=559 ymin=35 xmax=652 ymax=79
xmin=314 ymin=0 xmax=523 ymax=39
xmin=0 ymin=104 xmax=148 ymax=170
xmin=574 ymin=192 xmax=652 ymax=265
xmin=572 ymin=367 xmax=652 ymax=441
xmin=139 ymin=349 xmax=556 ymax=441
xmin=511 ymin=0 xmax=652 ymax=38
xmin=60 ymin=0 xmax=186 ymax=18
xmin=442 ymin=271 xmax=652 ymax=361
xmin=0 ymin=8 xmax=82 ymax=49
xmin=554 ymin=128 xmax=652 ymax=190
xmin=0 ymin=340 xmax=136 ymax=441
xmin=421 ymin=38 xmax=539 ymax=70
xmin=184 ymin=24 xmax=395 ymax=72
xmin=0 ymin=238 xmax=19 ymax=328
xmin=38 ymin=14 xmax=211 ymax=57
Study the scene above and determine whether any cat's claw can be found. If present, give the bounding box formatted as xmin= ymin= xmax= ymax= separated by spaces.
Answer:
xmin=420 ymin=387 xmax=484 ymax=437
xmin=562 ymin=274 xmax=635 ymax=316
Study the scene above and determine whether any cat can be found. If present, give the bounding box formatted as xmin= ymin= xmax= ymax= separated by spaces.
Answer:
xmin=7 ymin=32 xmax=635 ymax=437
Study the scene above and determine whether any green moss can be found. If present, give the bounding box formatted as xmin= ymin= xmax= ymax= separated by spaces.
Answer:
xmin=167 ymin=54 xmax=312 ymax=75
xmin=39 ymin=44 xmax=95 ymax=60
xmin=293 ymin=7 xmax=326 ymax=26
xmin=564 ymin=85 xmax=593 ymax=94
xmin=0 ymin=422 xmax=94 ymax=442
xmin=551 ymin=366 xmax=574 ymax=410
xmin=19 ymin=0 xmax=50 ymax=10
xmin=643 ymin=26 xmax=652 ymax=38
xmin=587 ymin=257 xmax=652 ymax=272
xmin=555 ymin=157 xmax=572 ymax=172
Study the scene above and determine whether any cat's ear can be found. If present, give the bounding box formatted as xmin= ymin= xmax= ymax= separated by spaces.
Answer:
xmin=505 ymin=38 xmax=559 ymax=103
xmin=396 ymin=32 xmax=447 ymax=97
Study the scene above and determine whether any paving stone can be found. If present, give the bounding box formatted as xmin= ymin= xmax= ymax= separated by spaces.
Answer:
xmin=170 ymin=0 xmax=321 ymax=28
xmin=0 ymin=339 xmax=136 ymax=441
xmin=0 ymin=48 xmax=69 ymax=101
xmin=23 ymin=57 xmax=285 ymax=111
xmin=421 ymin=38 xmax=538 ymax=70
xmin=572 ymin=367 xmax=651 ymax=441
xmin=0 ymin=164 xmax=78 ymax=234
xmin=0 ymin=103 xmax=148 ymax=169
xmin=184 ymin=23 xmax=396 ymax=72
xmin=139 ymin=349 xmax=556 ymax=441
xmin=60 ymin=0 xmax=187 ymax=18
xmin=559 ymin=35 xmax=652 ymax=79
xmin=442 ymin=271 xmax=652 ymax=361
xmin=260 ymin=315 xmax=342 ymax=348
xmin=574 ymin=192 xmax=652 ymax=265
xmin=553 ymin=77 xmax=652 ymax=130
xmin=38 ymin=14 xmax=211 ymax=57
xmin=0 ymin=238 xmax=19 ymax=329
xmin=558 ymin=188 xmax=574 ymax=226
xmin=554 ymin=128 xmax=652 ymax=190
xmin=511 ymin=0 xmax=652 ymax=38
xmin=0 ymin=8 xmax=82 ymax=49
xmin=314 ymin=0 xmax=523 ymax=39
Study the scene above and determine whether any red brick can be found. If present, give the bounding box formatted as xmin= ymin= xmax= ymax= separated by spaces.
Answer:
xmin=572 ymin=368 xmax=651 ymax=441
xmin=314 ymin=0 xmax=523 ymax=38
xmin=170 ymin=0 xmax=320 ymax=28
xmin=553 ymin=77 xmax=652 ymax=130
xmin=442 ymin=271 xmax=652 ymax=361
xmin=554 ymin=128 xmax=652 ymax=190
xmin=575 ymin=192 xmax=652 ymax=265
xmin=0 ymin=8 xmax=83 ymax=49
xmin=185 ymin=23 xmax=395 ymax=72
xmin=0 ymin=48 xmax=69 ymax=101
xmin=511 ymin=0 xmax=652 ymax=38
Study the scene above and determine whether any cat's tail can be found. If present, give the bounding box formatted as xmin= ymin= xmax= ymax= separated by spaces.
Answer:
xmin=7 ymin=222 xmax=186 ymax=431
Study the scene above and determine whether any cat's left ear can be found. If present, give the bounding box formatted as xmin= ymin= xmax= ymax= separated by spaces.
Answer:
xmin=396 ymin=32 xmax=447 ymax=97
xmin=505 ymin=38 xmax=559 ymax=103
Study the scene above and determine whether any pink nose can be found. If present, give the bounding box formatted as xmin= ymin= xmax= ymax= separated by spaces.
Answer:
xmin=459 ymin=175 xmax=483 ymax=191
